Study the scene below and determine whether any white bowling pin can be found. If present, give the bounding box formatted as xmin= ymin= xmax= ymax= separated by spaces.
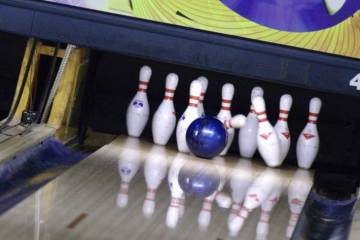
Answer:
xmin=296 ymin=97 xmax=322 ymax=169
xmin=252 ymin=96 xmax=282 ymax=167
xmin=228 ymin=160 xmax=253 ymax=225
xmin=286 ymin=169 xmax=313 ymax=238
xmin=117 ymin=137 xmax=141 ymax=208
xmin=198 ymin=76 xmax=208 ymax=117
xmin=256 ymin=183 xmax=283 ymax=240
xmin=224 ymin=114 xmax=247 ymax=129
xmin=274 ymin=94 xmax=293 ymax=163
xmin=143 ymin=145 xmax=169 ymax=218
xmin=239 ymin=86 xmax=264 ymax=158
xmin=126 ymin=65 xmax=152 ymax=137
xmin=217 ymin=83 xmax=235 ymax=156
xmin=152 ymin=73 xmax=179 ymax=145
xmin=229 ymin=168 xmax=283 ymax=237
xmin=176 ymin=80 xmax=202 ymax=153
xmin=166 ymin=153 xmax=186 ymax=228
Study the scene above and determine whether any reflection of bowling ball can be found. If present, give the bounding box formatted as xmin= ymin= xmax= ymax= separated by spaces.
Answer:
xmin=221 ymin=0 xmax=360 ymax=32
xmin=186 ymin=117 xmax=227 ymax=159
xmin=178 ymin=164 xmax=220 ymax=198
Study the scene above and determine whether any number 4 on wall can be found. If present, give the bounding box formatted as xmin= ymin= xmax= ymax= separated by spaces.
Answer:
xmin=349 ymin=73 xmax=360 ymax=91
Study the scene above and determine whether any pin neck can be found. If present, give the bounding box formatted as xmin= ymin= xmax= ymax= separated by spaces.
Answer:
xmin=250 ymin=105 xmax=255 ymax=113
xmin=256 ymin=111 xmax=268 ymax=123
xmin=307 ymin=112 xmax=319 ymax=124
xmin=164 ymin=88 xmax=175 ymax=101
xmin=278 ymin=109 xmax=289 ymax=122
xmin=138 ymin=80 xmax=148 ymax=92
xmin=221 ymin=99 xmax=232 ymax=111
xmin=188 ymin=95 xmax=199 ymax=107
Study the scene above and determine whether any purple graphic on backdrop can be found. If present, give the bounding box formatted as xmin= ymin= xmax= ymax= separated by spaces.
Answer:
xmin=221 ymin=0 xmax=360 ymax=32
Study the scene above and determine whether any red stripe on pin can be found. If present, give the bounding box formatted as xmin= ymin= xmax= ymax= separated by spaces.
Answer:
xmin=221 ymin=106 xmax=231 ymax=111
xmin=189 ymin=103 xmax=198 ymax=107
xmin=280 ymin=109 xmax=289 ymax=114
xmin=259 ymin=118 xmax=267 ymax=122
xmin=164 ymin=96 xmax=173 ymax=100
xmin=190 ymin=96 xmax=200 ymax=100
xmin=165 ymin=88 xmax=175 ymax=93
xmin=139 ymin=80 xmax=148 ymax=85
xmin=279 ymin=117 xmax=288 ymax=121
xmin=256 ymin=111 xmax=266 ymax=116
xmin=222 ymin=99 xmax=232 ymax=103
xmin=309 ymin=112 xmax=319 ymax=117
xmin=138 ymin=88 xmax=146 ymax=92
xmin=308 ymin=120 xmax=317 ymax=124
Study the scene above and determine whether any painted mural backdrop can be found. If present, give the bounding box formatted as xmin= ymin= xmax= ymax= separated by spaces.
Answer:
xmin=45 ymin=0 xmax=360 ymax=59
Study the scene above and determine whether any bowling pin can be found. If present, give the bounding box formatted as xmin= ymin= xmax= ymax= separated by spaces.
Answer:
xmin=252 ymin=96 xmax=282 ymax=167
xmin=217 ymin=83 xmax=235 ymax=156
xmin=117 ymin=137 xmax=141 ymax=208
xmin=286 ymin=169 xmax=313 ymax=238
xmin=296 ymin=97 xmax=322 ymax=169
xmin=274 ymin=94 xmax=293 ymax=163
xmin=166 ymin=153 xmax=187 ymax=228
xmin=229 ymin=169 xmax=283 ymax=237
xmin=223 ymin=114 xmax=247 ymax=131
xmin=126 ymin=65 xmax=152 ymax=137
xmin=152 ymin=73 xmax=179 ymax=145
xmin=228 ymin=160 xmax=253 ymax=226
xmin=176 ymin=80 xmax=202 ymax=153
xmin=198 ymin=76 xmax=208 ymax=117
xmin=238 ymin=86 xmax=264 ymax=158
xmin=143 ymin=145 xmax=169 ymax=217
xmin=255 ymin=182 xmax=283 ymax=240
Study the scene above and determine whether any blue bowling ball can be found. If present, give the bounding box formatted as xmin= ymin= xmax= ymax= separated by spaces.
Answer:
xmin=178 ymin=163 xmax=220 ymax=198
xmin=186 ymin=117 xmax=227 ymax=159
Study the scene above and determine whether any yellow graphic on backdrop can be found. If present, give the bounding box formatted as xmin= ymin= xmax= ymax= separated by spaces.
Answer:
xmin=50 ymin=0 xmax=360 ymax=58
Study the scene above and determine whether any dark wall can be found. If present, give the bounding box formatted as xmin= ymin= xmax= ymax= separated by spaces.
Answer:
xmin=89 ymin=52 xmax=359 ymax=171
xmin=0 ymin=32 xmax=27 ymax=119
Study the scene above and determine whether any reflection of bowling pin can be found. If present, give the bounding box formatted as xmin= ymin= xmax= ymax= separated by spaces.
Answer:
xmin=117 ymin=137 xmax=141 ymax=208
xmin=252 ymin=96 xmax=282 ymax=167
xmin=166 ymin=154 xmax=187 ymax=228
xmin=286 ymin=169 xmax=313 ymax=239
xmin=126 ymin=66 xmax=152 ymax=137
xmin=229 ymin=169 xmax=283 ymax=237
xmin=256 ymin=182 xmax=283 ymax=240
xmin=217 ymin=83 xmax=235 ymax=156
xmin=176 ymin=80 xmax=202 ymax=153
xmin=198 ymin=76 xmax=208 ymax=117
xmin=143 ymin=145 xmax=169 ymax=217
xmin=274 ymin=94 xmax=293 ymax=163
xmin=152 ymin=73 xmax=179 ymax=145
xmin=198 ymin=157 xmax=228 ymax=231
xmin=296 ymin=97 xmax=322 ymax=169
xmin=239 ymin=86 xmax=264 ymax=158
xmin=228 ymin=160 xmax=253 ymax=225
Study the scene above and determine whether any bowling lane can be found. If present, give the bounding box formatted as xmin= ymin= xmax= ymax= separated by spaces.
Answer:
xmin=0 ymin=135 xmax=358 ymax=240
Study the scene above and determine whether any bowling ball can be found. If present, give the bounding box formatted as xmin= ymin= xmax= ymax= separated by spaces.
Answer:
xmin=186 ymin=117 xmax=227 ymax=159
xmin=178 ymin=163 xmax=220 ymax=198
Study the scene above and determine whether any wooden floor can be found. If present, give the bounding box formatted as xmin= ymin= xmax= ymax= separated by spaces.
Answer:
xmin=0 ymin=135 xmax=358 ymax=240
xmin=0 ymin=124 xmax=56 ymax=164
